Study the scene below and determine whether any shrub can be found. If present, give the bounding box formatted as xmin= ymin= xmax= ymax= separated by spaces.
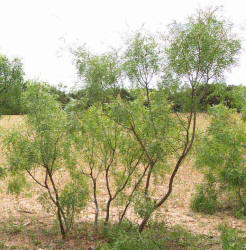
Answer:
xmin=100 ymin=222 xmax=212 ymax=249
xmin=190 ymin=183 xmax=219 ymax=214
xmin=194 ymin=104 xmax=246 ymax=215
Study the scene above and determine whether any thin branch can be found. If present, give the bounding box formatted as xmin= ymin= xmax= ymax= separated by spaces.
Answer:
xmin=25 ymin=169 xmax=46 ymax=188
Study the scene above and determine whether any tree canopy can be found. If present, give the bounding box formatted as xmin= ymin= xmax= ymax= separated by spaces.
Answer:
xmin=0 ymin=54 xmax=25 ymax=114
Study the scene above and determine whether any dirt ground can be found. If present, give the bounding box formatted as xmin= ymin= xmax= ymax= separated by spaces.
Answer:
xmin=0 ymin=115 xmax=245 ymax=249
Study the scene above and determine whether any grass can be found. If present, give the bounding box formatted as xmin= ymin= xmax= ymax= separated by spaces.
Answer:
xmin=0 ymin=217 xmax=221 ymax=249
xmin=99 ymin=221 xmax=219 ymax=249
xmin=0 ymin=114 xmax=246 ymax=249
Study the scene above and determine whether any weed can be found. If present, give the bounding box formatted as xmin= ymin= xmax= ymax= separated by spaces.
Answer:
xmin=218 ymin=223 xmax=246 ymax=249
xmin=99 ymin=221 xmax=214 ymax=249
xmin=190 ymin=183 xmax=218 ymax=214
xmin=0 ymin=241 xmax=5 ymax=249
xmin=32 ymin=239 xmax=42 ymax=246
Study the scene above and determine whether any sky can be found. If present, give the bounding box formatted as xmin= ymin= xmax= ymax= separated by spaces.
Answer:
xmin=0 ymin=0 xmax=245 ymax=90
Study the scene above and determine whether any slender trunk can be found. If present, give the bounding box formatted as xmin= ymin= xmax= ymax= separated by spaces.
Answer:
xmin=105 ymin=163 xmax=112 ymax=225
xmin=139 ymin=215 xmax=151 ymax=233
xmin=47 ymin=170 xmax=67 ymax=228
xmin=139 ymin=110 xmax=197 ymax=232
xmin=44 ymin=173 xmax=66 ymax=237
xmin=139 ymin=153 xmax=187 ymax=232
xmin=57 ymin=207 xmax=66 ymax=238
xmin=45 ymin=168 xmax=68 ymax=236
xmin=119 ymin=202 xmax=131 ymax=224
xmin=92 ymin=178 xmax=99 ymax=226
xmin=145 ymin=85 xmax=150 ymax=108
xmin=144 ymin=162 xmax=156 ymax=196
xmin=238 ymin=187 xmax=246 ymax=211
xmin=105 ymin=198 xmax=112 ymax=224
xmin=107 ymin=167 xmax=140 ymax=224
xmin=119 ymin=164 xmax=150 ymax=224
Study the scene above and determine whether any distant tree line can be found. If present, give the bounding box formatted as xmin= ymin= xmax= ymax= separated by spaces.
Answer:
xmin=54 ymin=83 xmax=246 ymax=113
xmin=165 ymin=83 xmax=245 ymax=112
xmin=0 ymin=53 xmax=244 ymax=115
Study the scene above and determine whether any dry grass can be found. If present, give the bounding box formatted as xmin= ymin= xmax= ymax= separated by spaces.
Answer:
xmin=0 ymin=114 xmax=245 ymax=249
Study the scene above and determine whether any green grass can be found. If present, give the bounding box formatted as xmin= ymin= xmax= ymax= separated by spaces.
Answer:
xmin=219 ymin=223 xmax=246 ymax=250
xmin=98 ymin=221 xmax=218 ymax=250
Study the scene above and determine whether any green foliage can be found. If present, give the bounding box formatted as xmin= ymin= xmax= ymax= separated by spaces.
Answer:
xmin=100 ymin=222 xmax=212 ymax=249
xmin=73 ymin=47 xmax=121 ymax=106
xmin=0 ymin=166 xmax=5 ymax=180
xmin=190 ymin=183 xmax=219 ymax=214
xmin=231 ymin=85 xmax=246 ymax=115
xmin=164 ymin=82 xmax=243 ymax=112
xmin=70 ymin=103 xmax=145 ymax=224
xmin=46 ymin=83 xmax=71 ymax=107
xmin=163 ymin=8 xmax=241 ymax=117
xmin=123 ymin=32 xmax=161 ymax=89
xmin=2 ymin=83 xmax=87 ymax=237
xmin=70 ymin=8 xmax=241 ymax=232
xmin=195 ymin=104 xmax=246 ymax=214
xmin=0 ymin=241 xmax=5 ymax=249
xmin=195 ymin=83 xmax=237 ymax=111
xmin=72 ymin=37 xmax=176 ymax=226
xmin=162 ymin=82 xmax=191 ymax=112
xmin=59 ymin=180 xmax=88 ymax=231
xmin=166 ymin=9 xmax=241 ymax=84
xmin=23 ymin=81 xmax=72 ymax=109
xmin=133 ymin=194 xmax=155 ymax=219
xmin=109 ymin=90 xmax=178 ymax=162
xmin=0 ymin=55 xmax=26 ymax=115
xmin=219 ymin=223 xmax=246 ymax=250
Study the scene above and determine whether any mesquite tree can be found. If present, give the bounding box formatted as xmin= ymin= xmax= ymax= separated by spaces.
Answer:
xmin=3 ymin=84 xmax=88 ymax=238
xmin=71 ymin=106 xmax=145 ymax=226
xmin=72 ymin=50 xmax=147 ymax=226
xmin=73 ymin=36 xmax=183 ymax=229
xmin=121 ymin=9 xmax=241 ymax=232
xmin=72 ymin=8 xmax=240 ymax=232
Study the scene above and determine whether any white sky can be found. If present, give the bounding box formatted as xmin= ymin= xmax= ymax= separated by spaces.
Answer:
xmin=0 ymin=0 xmax=245 ymax=89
